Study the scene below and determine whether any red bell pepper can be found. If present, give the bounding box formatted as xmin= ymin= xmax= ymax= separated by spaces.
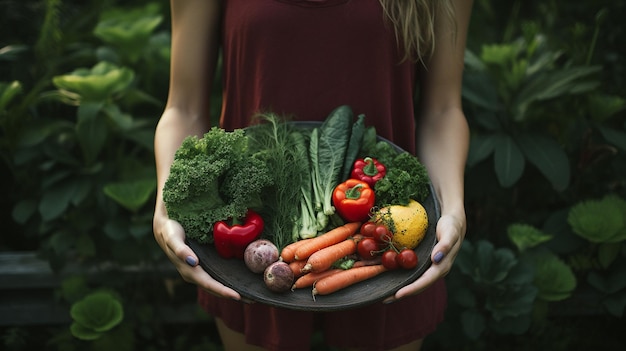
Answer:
xmin=213 ymin=209 xmax=264 ymax=259
xmin=351 ymin=157 xmax=386 ymax=188
xmin=332 ymin=179 xmax=375 ymax=223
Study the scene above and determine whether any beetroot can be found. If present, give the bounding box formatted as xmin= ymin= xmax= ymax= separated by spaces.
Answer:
xmin=244 ymin=239 xmax=279 ymax=274
xmin=263 ymin=261 xmax=294 ymax=293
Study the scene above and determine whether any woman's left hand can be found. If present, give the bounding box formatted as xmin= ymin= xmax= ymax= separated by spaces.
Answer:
xmin=383 ymin=210 xmax=466 ymax=303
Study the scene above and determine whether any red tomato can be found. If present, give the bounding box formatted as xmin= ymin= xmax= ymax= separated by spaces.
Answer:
xmin=396 ymin=249 xmax=418 ymax=270
xmin=357 ymin=238 xmax=379 ymax=260
xmin=381 ymin=250 xmax=399 ymax=270
xmin=360 ymin=222 xmax=377 ymax=238
xmin=373 ymin=224 xmax=393 ymax=244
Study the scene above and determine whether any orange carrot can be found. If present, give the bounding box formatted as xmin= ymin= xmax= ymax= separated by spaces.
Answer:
xmin=289 ymin=260 xmax=308 ymax=278
xmin=301 ymin=237 xmax=358 ymax=274
xmin=312 ymin=264 xmax=387 ymax=296
xmin=294 ymin=222 xmax=361 ymax=261
xmin=352 ymin=256 xmax=382 ymax=268
xmin=291 ymin=269 xmax=343 ymax=290
xmin=280 ymin=238 xmax=313 ymax=263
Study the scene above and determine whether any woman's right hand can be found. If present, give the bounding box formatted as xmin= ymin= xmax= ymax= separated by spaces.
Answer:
xmin=153 ymin=210 xmax=242 ymax=300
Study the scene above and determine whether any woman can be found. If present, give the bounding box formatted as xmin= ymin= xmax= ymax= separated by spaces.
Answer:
xmin=153 ymin=1 xmax=472 ymax=350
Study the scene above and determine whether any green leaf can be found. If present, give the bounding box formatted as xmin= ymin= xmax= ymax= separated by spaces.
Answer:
xmin=507 ymin=223 xmax=552 ymax=252
xmin=517 ymin=133 xmax=570 ymax=192
xmin=16 ymin=120 xmax=74 ymax=147
xmin=601 ymin=195 xmax=626 ymax=242
xmin=524 ymin=250 xmax=576 ymax=302
xmin=568 ymin=196 xmax=624 ymax=243
xmin=481 ymin=43 xmax=518 ymax=66
xmin=587 ymin=260 xmax=626 ymax=295
xmin=542 ymin=209 xmax=586 ymax=255
xmin=0 ymin=44 xmax=28 ymax=61
xmin=513 ymin=67 xmax=601 ymax=121
xmin=0 ymin=80 xmax=22 ymax=111
xmin=476 ymin=240 xmax=517 ymax=283
xmin=474 ymin=111 xmax=502 ymax=131
xmin=486 ymin=283 xmax=537 ymax=319
xmin=467 ymin=133 xmax=497 ymax=167
xmin=598 ymin=243 xmax=622 ymax=269
xmin=94 ymin=3 xmax=163 ymax=46
xmin=514 ymin=65 xmax=601 ymax=108
xmin=502 ymin=259 xmax=535 ymax=286
xmin=462 ymin=71 xmax=500 ymax=111
xmin=70 ymin=322 xmax=103 ymax=341
xmin=76 ymin=101 xmax=107 ymax=164
xmin=463 ymin=48 xmax=487 ymax=71
xmin=70 ymin=178 xmax=92 ymax=206
xmin=103 ymin=179 xmax=156 ymax=212
xmin=494 ymin=133 xmax=525 ymax=187
xmin=461 ymin=310 xmax=485 ymax=340
xmin=103 ymin=104 xmax=134 ymax=131
xmin=53 ymin=62 xmax=135 ymax=101
xmin=39 ymin=180 xmax=83 ymax=221
xmin=70 ymin=291 xmax=124 ymax=334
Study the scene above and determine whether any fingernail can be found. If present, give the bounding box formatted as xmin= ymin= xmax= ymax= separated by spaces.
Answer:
xmin=185 ymin=256 xmax=197 ymax=266
xmin=433 ymin=251 xmax=445 ymax=264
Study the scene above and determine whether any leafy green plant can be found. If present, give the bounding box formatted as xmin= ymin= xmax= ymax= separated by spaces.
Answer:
xmin=508 ymin=224 xmax=577 ymax=302
xmin=2 ymin=3 xmax=176 ymax=349
xmin=444 ymin=239 xmax=538 ymax=342
xmin=505 ymin=194 xmax=626 ymax=319
xmin=70 ymin=291 xmax=124 ymax=341
xmin=566 ymin=194 xmax=626 ymax=317
xmin=93 ymin=3 xmax=164 ymax=64
xmin=463 ymin=32 xmax=601 ymax=190
xmin=568 ymin=194 xmax=626 ymax=244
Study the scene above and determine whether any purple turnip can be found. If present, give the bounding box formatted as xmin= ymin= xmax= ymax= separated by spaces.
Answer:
xmin=263 ymin=261 xmax=294 ymax=293
xmin=244 ymin=239 xmax=279 ymax=274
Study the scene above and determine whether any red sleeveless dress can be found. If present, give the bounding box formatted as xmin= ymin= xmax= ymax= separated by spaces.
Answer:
xmin=199 ymin=1 xmax=447 ymax=350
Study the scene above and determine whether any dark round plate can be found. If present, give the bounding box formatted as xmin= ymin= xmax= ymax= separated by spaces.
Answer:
xmin=187 ymin=122 xmax=441 ymax=311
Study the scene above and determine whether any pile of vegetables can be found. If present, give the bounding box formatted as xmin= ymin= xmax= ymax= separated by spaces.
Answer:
xmin=163 ymin=105 xmax=433 ymax=296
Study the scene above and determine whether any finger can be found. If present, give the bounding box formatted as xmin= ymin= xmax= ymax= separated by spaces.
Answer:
xmin=430 ymin=215 xmax=464 ymax=264
xmin=163 ymin=219 xmax=200 ymax=267
xmin=393 ymin=264 xmax=442 ymax=300
xmin=159 ymin=220 xmax=242 ymax=300
xmin=193 ymin=265 xmax=242 ymax=300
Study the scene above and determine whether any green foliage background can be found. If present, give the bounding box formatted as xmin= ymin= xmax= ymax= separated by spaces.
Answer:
xmin=1 ymin=0 xmax=625 ymax=350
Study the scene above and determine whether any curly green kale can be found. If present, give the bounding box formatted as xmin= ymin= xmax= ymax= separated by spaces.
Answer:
xmin=374 ymin=152 xmax=430 ymax=207
xmin=162 ymin=127 xmax=273 ymax=244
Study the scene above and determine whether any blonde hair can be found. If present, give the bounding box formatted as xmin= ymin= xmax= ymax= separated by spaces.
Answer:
xmin=379 ymin=0 xmax=455 ymax=62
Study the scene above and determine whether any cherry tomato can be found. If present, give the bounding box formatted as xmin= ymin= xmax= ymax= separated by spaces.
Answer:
xmin=360 ymin=222 xmax=377 ymax=238
xmin=396 ymin=249 xmax=418 ymax=270
xmin=373 ymin=224 xmax=393 ymax=244
xmin=357 ymin=237 xmax=379 ymax=260
xmin=381 ymin=250 xmax=399 ymax=270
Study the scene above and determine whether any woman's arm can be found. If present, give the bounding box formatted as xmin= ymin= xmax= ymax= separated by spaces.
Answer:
xmin=392 ymin=0 xmax=473 ymax=299
xmin=153 ymin=0 xmax=240 ymax=299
